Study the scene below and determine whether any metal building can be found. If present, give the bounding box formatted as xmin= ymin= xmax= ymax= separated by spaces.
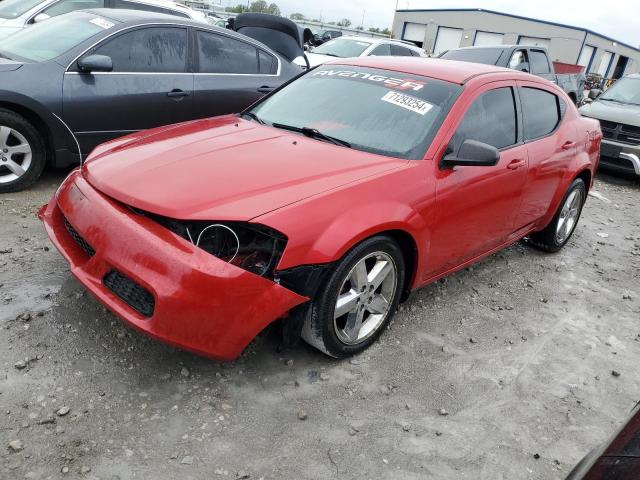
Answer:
xmin=392 ymin=8 xmax=640 ymax=78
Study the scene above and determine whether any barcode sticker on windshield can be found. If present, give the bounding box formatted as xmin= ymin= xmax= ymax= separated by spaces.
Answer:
xmin=90 ymin=18 xmax=115 ymax=29
xmin=381 ymin=91 xmax=433 ymax=115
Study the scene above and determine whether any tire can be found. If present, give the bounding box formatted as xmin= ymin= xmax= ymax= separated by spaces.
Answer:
xmin=527 ymin=178 xmax=587 ymax=253
xmin=0 ymin=109 xmax=46 ymax=193
xmin=301 ymin=236 xmax=405 ymax=358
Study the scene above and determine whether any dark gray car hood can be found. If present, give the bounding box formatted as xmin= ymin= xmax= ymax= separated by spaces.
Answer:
xmin=580 ymin=99 xmax=640 ymax=127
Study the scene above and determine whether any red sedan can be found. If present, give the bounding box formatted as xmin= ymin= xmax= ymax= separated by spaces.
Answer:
xmin=40 ymin=58 xmax=602 ymax=360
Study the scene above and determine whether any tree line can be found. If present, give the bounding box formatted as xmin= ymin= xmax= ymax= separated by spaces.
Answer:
xmin=225 ymin=1 xmax=391 ymax=35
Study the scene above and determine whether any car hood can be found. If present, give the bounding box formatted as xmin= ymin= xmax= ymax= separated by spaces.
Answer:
xmin=83 ymin=116 xmax=406 ymax=221
xmin=294 ymin=52 xmax=339 ymax=67
xmin=0 ymin=57 xmax=23 ymax=72
xmin=580 ymin=99 xmax=640 ymax=127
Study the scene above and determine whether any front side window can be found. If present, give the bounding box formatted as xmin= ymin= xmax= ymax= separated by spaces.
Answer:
xmin=0 ymin=0 xmax=43 ymax=19
xmin=93 ymin=27 xmax=187 ymax=73
xmin=41 ymin=0 xmax=105 ymax=18
xmin=0 ymin=12 xmax=109 ymax=62
xmin=249 ymin=66 xmax=462 ymax=159
xmin=529 ymin=50 xmax=550 ymax=74
xmin=509 ymin=50 xmax=528 ymax=70
xmin=520 ymin=87 xmax=561 ymax=140
xmin=449 ymin=87 xmax=518 ymax=154
xmin=370 ymin=44 xmax=391 ymax=56
xmin=197 ymin=31 xmax=258 ymax=74
xmin=390 ymin=45 xmax=414 ymax=57
xmin=312 ymin=38 xmax=372 ymax=58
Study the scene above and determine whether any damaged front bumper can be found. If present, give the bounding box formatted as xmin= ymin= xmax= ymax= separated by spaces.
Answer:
xmin=39 ymin=170 xmax=308 ymax=361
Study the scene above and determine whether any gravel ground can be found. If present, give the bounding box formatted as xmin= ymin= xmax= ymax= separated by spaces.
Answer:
xmin=1 ymin=170 xmax=639 ymax=480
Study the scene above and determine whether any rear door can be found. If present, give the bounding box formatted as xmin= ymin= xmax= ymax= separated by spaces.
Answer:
xmin=192 ymin=29 xmax=279 ymax=119
xmin=63 ymin=25 xmax=193 ymax=154
xmin=428 ymin=82 xmax=528 ymax=276
xmin=512 ymin=81 xmax=576 ymax=229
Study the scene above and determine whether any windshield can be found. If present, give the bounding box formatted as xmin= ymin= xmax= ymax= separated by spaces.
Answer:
xmin=249 ymin=66 xmax=462 ymax=159
xmin=440 ymin=48 xmax=503 ymax=65
xmin=313 ymin=38 xmax=372 ymax=58
xmin=600 ymin=77 xmax=640 ymax=105
xmin=0 ymin=12 xmax=113 ymax=62
xmin=0 ymin=0 xmax=43 ymax=19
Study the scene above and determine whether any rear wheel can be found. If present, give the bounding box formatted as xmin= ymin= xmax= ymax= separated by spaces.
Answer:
xmin=527 ymin=178 xmax=586 ymax=253
xmin=0 ymin=109 xmax=46 ymax=193
xmin=301 ymin=236 xmax=405 ymax=358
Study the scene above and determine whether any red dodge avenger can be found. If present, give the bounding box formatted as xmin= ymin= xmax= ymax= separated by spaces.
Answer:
xmin=40 ymin=58 xmax=601 ymax=360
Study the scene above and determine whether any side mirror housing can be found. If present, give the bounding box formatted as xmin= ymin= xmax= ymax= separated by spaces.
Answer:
xmin=77 ymin=55 xmax=113 ymax=73
xmin=442 ymin=139 xmax=500 ymax=168
xmin=589 ymin=89 xmax=602 ymax=100
xmin=33 ymin=13 xmax=51 ymax=23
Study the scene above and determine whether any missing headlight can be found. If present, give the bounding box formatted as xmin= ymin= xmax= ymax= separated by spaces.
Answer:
xmin=142 ymin=213 xmax=287 ymax=278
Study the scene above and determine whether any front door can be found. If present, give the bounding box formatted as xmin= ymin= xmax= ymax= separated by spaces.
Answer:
xmin=427 ymin=83 xmax=528 ymax=277
xmin=63 ymin=26 xmax=193 ymax=154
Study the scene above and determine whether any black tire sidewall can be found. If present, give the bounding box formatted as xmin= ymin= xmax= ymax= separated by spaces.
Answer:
xmin=0 ymin=109 xmax=46 ymax=193
xmin=311 ymin=236 xmax=405 ymax=358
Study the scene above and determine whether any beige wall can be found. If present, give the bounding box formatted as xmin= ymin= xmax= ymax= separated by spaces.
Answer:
xmin=392 ymin=10 xmax=640 ymax=76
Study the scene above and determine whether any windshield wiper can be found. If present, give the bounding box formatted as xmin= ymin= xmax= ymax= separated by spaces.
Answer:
xmin=271 ymin=123 xmax=351 ymax=148
xmin=240 ymin=111 xmax=265 ymax=125
xmin=320 ymin=53 xmax=341 ymax=57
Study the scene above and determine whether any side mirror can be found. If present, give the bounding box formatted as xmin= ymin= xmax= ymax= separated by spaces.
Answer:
xmin=77 ymin=54 xmax=113 ymax=73
xmin=33 ymin=13 xmax=51 ymax=23
xmin=589 ymin=89 xmax=602 ymax=100
xmin=442 ymin=139 xmax=500 ymax=168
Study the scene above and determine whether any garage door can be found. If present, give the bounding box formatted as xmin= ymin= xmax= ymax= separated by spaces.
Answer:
xmin=578 ymin=45 xmax=595 ymax=70
xmin=434 ymin=27 xmax=462 ymax=55
xmin=474 ymin=31 xmax=504 ymax=46
xmin=518 ymin=36 xmax=551 ymax=49
xmin=597 ymin=51 xmax=613 ymax=76
xmin=403 ymin=22 xmax=426 ymax=44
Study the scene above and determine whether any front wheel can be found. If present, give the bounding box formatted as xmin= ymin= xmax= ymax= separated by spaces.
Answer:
xmin=301 ymin=236 xmax=405 ymax=358
xmin=0 ymin=109 xmax=46 ymax=193
xmin=527 ymin=178 xmax=586 ymax=253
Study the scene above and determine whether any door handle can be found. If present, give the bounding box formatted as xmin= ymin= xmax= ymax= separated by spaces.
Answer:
xmin=167 ymin=89 xmax=190 ymax=99
xmin=507 ymin=159 xmax=526 ymax=170
xmin=257 ymin=86 xmax=275 ymax=94
xmin=561 ymin=141 xmax=576 ymax=150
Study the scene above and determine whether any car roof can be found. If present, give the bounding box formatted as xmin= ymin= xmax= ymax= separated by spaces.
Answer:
xmin=326 ymin=56 xmax=528 ymax=84
xmin=449 ymin=45 xmax=548 ymax=51
xmin=337 ymin=36 xmax=419 ymax=47
xmin=83 ymin=8 xmax=201 ymax=26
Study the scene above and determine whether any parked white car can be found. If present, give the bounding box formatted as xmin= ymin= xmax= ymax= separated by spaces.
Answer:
xmin=0 ymin=0 xmax=206 ymax=39
xmin=295 ymin=36 xmax=427 ymax=69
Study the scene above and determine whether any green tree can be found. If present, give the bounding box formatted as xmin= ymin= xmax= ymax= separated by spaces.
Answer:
xmin=380 ymin=28 xmax=391 ymax=36
xmin=247 ymin=1 xmax=280 ymax=16
xmin=225 ymin=4 xmax=248 ymax=13
xmin=368 ymin=27 xmax=381 ymax=33
xmin=336 ymin=18 xmax=352 ymax=27
xmin=289 ymin=13 xmax=306 ymax=21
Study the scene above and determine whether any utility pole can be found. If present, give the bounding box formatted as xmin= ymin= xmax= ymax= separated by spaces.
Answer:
xmin=361 ymin=9 xmax=366 ymax=29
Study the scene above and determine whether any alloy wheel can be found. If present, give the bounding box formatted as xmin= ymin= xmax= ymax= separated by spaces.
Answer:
xmin=333 ymin=252 xmax=397 ymax=345
xmin=0 ymin=126 xmax=32 ymax=184
xmin=556 ymin=189 xmax=584 ymax=244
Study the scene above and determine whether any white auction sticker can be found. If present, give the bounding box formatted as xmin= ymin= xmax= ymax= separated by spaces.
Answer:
xmin=90 ymin=17 xmax=115 ymax=29
xmin=381 ymin=91 xmax=433 ymax=115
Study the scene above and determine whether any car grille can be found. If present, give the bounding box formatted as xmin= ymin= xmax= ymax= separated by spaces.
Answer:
xmin=64 ymin=217 xmax=95 ymax=257
xmin=103 ymin=270 xmax=155 ymax=318
xmin=599 ymin=120 xmax=640 ymax=145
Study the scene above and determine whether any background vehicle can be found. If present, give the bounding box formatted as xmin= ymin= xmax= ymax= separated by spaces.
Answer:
xmin=0 ymin=0 xmax=206 ymax=39
xmin=41 ymin=58 xmax=601 ymax=360
xmin=579 ymin=74 xmax=640 ymax=177
xmin=441 ymin=45 xmax=585 ymax=104
xmin=310 ymin=29 xmax=342 ymax=47
xmin=566 ymin=402 xmax=640 ymax=479
xmin=0 ymin=9 xmax=302 ymax=192
xmin=295 ymin=36 xmax=426 ymax=69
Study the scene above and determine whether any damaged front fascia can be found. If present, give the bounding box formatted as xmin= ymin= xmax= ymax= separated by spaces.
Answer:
xmin=276 ymin=263 xmax=334 ymax=346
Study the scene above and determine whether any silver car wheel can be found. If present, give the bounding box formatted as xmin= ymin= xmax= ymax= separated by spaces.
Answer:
xmin=0 ymin=126 xmax=32 ymax=184
xmin=333 ymin=252 xmax=397 ymax=345
xmin=556 ymin=189 xmax=583 ymax=244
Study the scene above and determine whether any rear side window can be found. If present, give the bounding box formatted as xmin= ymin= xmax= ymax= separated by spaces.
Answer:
xmin=197 ymin=31 xmax=258 ymax=74
xmin=93 ymin=27 xmax=187 ymax=73
xmin=529 ymin=50 xmax=551 ymax=74
xmin=520 ymin=87 xmax=561 ymax=140
xmin=258 ymin=49 xmax=277 ymax=74
xmin=370 ymin=44 xmax=391 ymax=56
xmin=112 ymin=0 xmax=188 ymax=17
xmin=450 ymin=87 xmax=517 ymax=152
xmin=41 ymin=0 xmax=105 ymax=18
xmin=390 ymin=44 xmax=414 ymax=56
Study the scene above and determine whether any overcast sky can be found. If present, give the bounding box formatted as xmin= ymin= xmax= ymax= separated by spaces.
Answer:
xmin=220 ymin=0 xmax=640 ymax=47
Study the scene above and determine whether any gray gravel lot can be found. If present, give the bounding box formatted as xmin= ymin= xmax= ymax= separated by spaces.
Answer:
xmin=1 ymin=170 xmax=639 ymax=480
